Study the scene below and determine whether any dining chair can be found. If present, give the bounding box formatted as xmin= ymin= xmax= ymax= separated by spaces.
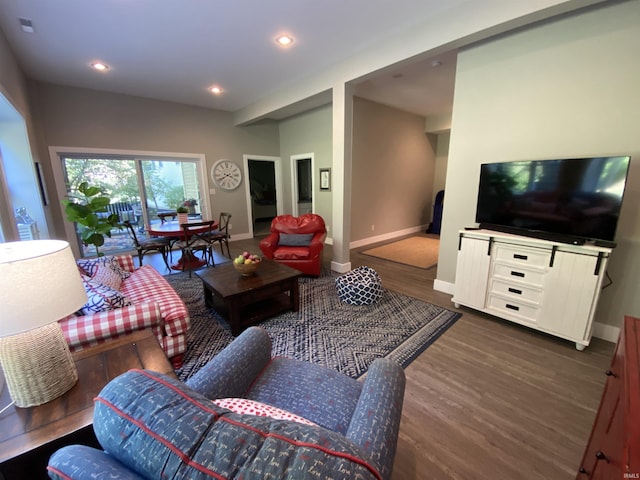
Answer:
xmin=123 ymin=221 xmax=171 ymax=271
xmin=207 ymin=212 xmax=232 ymax=258
xmin=177 ymin=220 xmax=216 ymax=276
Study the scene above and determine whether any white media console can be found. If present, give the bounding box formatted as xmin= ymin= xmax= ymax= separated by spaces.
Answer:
xmin=452 ymin=229 xmax=612 ymax=350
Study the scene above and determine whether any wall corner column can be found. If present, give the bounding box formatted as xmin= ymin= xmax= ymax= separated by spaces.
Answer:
xmin=330 ymin=83 xmax=353 ymax=273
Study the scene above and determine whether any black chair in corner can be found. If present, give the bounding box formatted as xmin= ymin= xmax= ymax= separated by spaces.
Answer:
xmin=123 ymin=221 xmax=171 ymax=271
xmin=207 ymin=212 xmax=232 ymax=258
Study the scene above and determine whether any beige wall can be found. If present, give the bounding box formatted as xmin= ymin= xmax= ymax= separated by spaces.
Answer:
xmin=29 ymin=82 xmax=280 ymax=239
xmin=0 ymin=28 xmax=29 ymax=117
xmin=278 ymin=105 xmax=333 ymax=233
xmin=440 ymin=1 xmax=640 ymax=329
xmin=351 ymin=97 xmax=436 ymax=242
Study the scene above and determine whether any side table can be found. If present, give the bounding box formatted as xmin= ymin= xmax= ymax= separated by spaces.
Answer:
xmin=0 ymin=329 xmax=176 ymax=478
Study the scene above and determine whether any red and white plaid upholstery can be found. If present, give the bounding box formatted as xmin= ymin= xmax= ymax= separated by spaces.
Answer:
xmin=59 ymin=255 xmax=190 ymax=368
xmin=61 ymin=302 xmax=163 ymax=351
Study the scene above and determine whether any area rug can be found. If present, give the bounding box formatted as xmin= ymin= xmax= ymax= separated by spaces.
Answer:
xmin=167 ymin=269 xmax=460 ymax=382
xmin=362 ymin=235 xmax=439 ymax=269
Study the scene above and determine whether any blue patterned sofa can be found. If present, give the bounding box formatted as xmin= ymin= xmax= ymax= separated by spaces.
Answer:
xmin=47 ymin=327 xmax=406 ymax=480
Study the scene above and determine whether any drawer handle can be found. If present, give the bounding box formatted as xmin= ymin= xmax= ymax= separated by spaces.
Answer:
xmin=513 ymin=254 xmax=528 ymax=260
xmin=605 ymin=369 xmax=617 ymax=378
xmin=508 ymin=287 xmax=522 ymax=295
xmin=578 ymin=467 xmax=589 ymax=475
xmin=595 ymin=450 xmax=610 ymax=463
xmin=506 ymin=304 xmax=520 ymax=311
xmin=511 ymin=271 xmax=525 ymax=278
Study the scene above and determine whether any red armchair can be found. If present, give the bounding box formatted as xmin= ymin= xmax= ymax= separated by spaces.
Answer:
xmin=259 ymin=214 xmax=327 ymax=276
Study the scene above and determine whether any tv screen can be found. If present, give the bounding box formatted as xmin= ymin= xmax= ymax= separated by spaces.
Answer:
xmin=475 ymin=156 xmax=631 ymax=245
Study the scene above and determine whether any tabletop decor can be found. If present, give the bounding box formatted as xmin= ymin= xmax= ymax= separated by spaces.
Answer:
xmin=233 ymin=251 xmax=262 ymax=275
xmin=0 ymin=240 xmax=87 ymax=407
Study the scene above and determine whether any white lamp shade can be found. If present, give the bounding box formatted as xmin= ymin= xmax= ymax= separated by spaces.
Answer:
xmin=0 ymin=240 xmax=87 ymax=337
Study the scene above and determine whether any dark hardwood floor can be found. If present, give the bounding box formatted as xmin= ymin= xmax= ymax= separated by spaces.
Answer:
xmin=143 ymin=235 xmax=613 ymax=480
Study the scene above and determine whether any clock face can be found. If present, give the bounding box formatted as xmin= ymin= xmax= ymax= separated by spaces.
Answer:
xmin=212 ymin=159 xmax=242 ymax=191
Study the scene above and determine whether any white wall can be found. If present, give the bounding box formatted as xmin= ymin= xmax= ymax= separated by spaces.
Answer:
xmin=440 ymin=1 xmax=640 ymax=329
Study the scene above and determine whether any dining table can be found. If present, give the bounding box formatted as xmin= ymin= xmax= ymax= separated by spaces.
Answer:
xmin=147 ymin=219 xmax=218 ymax=271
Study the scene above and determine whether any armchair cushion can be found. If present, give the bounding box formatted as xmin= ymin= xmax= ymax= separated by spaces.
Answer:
xmin=274 ymin=246 xmax=311 ymax=260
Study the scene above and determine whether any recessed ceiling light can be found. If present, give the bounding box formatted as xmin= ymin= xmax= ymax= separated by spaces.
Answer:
xmin=275 ymin=34 xmax=294 ymax=47
xmin=209 ymin=86 xmax=223 ymax=95
xmin=91 ymin=62 xmax=109 ymax=71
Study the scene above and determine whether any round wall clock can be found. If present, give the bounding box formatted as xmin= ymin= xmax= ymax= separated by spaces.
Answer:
xmin=211 ymin=159 xmax=242 ymax=191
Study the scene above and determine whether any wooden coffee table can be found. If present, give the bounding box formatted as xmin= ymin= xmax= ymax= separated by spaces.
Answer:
xmin=0 ymin=329 xmax=175 ymax=478
xmin=196 ymin=258 xmax=303 ymax=335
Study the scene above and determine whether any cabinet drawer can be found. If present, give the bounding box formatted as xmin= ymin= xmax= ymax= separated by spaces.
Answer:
xmin=487 ymin=295 xmax=541 ymax=322
xmin=492 ymin=263 xmax=546 ymax=287
xmin=494 ymin=244 xmax=550 ymax=268
xmin=489 ymin=279 xmax=543 ymax=304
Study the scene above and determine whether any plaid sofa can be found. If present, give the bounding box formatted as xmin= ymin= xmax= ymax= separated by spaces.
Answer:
xmin=59 ymin=255 xmax=190 ymax=368
xmin=48 ymin=327 xmax=405 ymax=480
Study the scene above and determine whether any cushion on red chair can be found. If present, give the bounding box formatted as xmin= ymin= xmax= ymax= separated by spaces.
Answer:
xmin=273 ymin=246 xmax=311 ymax=260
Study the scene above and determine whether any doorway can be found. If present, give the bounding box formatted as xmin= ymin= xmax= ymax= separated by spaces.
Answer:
xmin=245 ymin=155 xmax=281 ymax=236
xmin=291 ymin=153 xmax=314 ymax=216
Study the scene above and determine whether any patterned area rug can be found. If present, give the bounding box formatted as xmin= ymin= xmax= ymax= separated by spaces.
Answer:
xmin=166 ymin=269 xmax=460 ymax=381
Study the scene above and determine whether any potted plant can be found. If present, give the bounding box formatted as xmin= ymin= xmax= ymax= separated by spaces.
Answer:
xmin=62 ymin=181 xmax=121 ymax=257
xmin=176 ymin=205 xmax=189 ymax=225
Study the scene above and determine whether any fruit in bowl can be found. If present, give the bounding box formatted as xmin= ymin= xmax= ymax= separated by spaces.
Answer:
xmin=233 ymin=251 xmax=262 ymax=276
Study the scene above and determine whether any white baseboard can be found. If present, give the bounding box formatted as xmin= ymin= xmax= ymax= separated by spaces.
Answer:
xmin=591 ymin=322 xmax=620 ymax=343
xmin=230 ymin=233 xmax=254 ymax=241
xmin=349 ymin=225 xmax=429 ymax=250
xmin=331 ymin=261 xmax=352 ymax=273
xmin=434 ymin=279 xmax=455 ymax=295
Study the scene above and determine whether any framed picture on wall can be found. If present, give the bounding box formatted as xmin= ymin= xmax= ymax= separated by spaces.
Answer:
xmin=320 ymin=168 xmax=331 ymax=191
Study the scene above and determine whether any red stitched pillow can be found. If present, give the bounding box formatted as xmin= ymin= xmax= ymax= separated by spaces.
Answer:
xmin=213 ymin=398 xmax=318 ymax=426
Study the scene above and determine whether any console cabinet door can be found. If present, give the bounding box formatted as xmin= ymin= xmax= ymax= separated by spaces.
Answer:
xmin=453 ymin=236 xmax=491 ymax=309
xmin=539 ymin=251 xmax=602 ymax=341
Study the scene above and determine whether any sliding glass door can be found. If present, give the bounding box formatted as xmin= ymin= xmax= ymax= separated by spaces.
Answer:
xmin=61 ymin=154 xmax=203 ymax=257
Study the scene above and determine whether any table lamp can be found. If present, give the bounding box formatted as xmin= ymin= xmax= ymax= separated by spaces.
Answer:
xmin=0 ymin=240 xmax=87 ymax=408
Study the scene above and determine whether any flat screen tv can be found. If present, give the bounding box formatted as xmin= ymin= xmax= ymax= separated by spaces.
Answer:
xmin=475 ymin=156 xmax=631 ymax=246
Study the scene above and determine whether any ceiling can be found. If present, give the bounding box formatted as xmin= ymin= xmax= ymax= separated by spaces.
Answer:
xmin=0 ymin=0 xmax=461 ymax=119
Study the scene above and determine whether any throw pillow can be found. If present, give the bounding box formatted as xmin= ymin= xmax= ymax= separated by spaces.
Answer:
xmin=279 ymin=233 xmax=314 ymax=246
xmin=81 ymin=277 xmax=132 ymax=314
xmin=77 ymin=256 xmax=131 ymax=280
xmin=213 ymin=398 xmax=318 ymax=426
xmin=92 ymin=263 xmax=123 ymax=290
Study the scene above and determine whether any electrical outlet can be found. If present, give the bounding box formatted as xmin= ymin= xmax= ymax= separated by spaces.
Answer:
xmin=371 ymin=225 xmax=375 ymax=231
xmin=209 ymin=188 xmax=216 ymax=195
xmin=326 ymin=225 xmax=330 ymax=232
xmin=228 ymin=224 xmax=232 ymax=230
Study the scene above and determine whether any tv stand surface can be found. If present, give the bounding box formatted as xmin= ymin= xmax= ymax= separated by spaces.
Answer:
xmin=478 ymin=223 xmax=586 ymax=245
xmin=453 ymin=229 xmax=612 ymax=350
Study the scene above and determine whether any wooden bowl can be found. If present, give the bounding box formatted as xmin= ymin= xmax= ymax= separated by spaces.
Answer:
xmin=233 ymin=261 xmax=260 ymax=276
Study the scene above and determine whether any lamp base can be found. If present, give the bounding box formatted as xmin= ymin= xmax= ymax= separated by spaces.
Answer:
xmin=0 ymin=323 xmax=78 ymax=408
